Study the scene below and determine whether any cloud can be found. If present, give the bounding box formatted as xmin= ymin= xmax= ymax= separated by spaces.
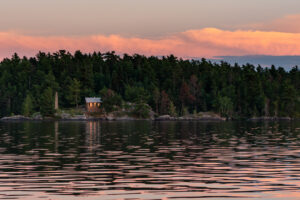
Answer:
xmin=1 ymin=28 xmax=300 ymax=61
xmin=241 ymin=14 xmax=300 ymax=33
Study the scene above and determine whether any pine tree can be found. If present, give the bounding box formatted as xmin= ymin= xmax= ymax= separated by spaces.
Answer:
xmin=40 ymin=87 xmax=54 ymax=116
xmin=153 ymin=88 xmax=160 ymax=114
xmin=160 ymin=91 xmax=170 ymax=115
xmin=179 ymin=82 xmax=195 ymax=114
xmin=169 ymin=101 xmax=177 ymax=117
xmin=22 ymin=93 xmax=33 ymax=117
xmin=66 ymin=79 xmax=81 ymax=108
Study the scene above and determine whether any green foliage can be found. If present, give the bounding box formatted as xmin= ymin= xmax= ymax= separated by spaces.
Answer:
xmin=40 ymin=87 xmax=54 ymax=116
xmin=278 ymin=81 xmax=297 ymax=117
xmin=182 ymin=107 xmax=189 ymax=116
xmin=214 ymin=96 xmax=234 ymax=118
xmin=99 ymin=88 xmax=122 ymax=112
xmin=153 ymin=87 xmax=160 ymax=113
xmin=22 ymin=93 xmax=34 ymax=117
xmin=169 ymin=101 xmax=177 ymax=117
xmin=160 ymin=91 xmax=171 ymax=115
xmin=124 ymin=85 xmax=149 ymax=103
xmin=131 ymin=103 xmax=150 ymax=119
xmin=0 ymin=51 xmax=299 ymax=118
xmin=66 ymin=78 xmax=81 ymax=108
xmin=62 ymin=108 xmax=84 ymax=116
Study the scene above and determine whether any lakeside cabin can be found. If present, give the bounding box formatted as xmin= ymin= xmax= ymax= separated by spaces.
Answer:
xmin=85 ymin=97 xmax=102 ymax=113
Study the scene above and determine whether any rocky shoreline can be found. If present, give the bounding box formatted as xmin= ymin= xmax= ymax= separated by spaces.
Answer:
xmin=0 ymin=114 xmax=296 ymax=122
xmin=0 ymin=113 xmax=225 ymax=121
xmin=248 ymin=116 xmax=292 ymax=121
xmin=155 ymin=114 xmax=225 ymax=121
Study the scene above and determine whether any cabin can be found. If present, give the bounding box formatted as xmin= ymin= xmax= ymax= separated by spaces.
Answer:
xmin=85 ymin=97 xmax=102 ymax=113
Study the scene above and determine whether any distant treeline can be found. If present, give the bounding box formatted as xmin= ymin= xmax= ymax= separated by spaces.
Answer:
xmin=0 ymin=50 xmax=299 ymax=118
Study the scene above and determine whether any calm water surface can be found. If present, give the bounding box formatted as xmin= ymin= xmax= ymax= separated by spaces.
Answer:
xmin=0 ymin=121 xmax=300 ymax=200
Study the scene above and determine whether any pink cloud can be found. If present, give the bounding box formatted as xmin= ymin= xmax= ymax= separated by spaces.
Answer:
xmin=1 ymin=28 xmax=300 ymax=60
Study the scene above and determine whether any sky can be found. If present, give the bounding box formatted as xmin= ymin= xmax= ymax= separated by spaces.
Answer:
xmin=1 ymin=0 xmax=300 ymax=67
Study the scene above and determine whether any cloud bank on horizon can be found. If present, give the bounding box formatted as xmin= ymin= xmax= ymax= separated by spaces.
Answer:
xmin=1 ymin=13 xmax=300 ymax=67
xmin=1 ymin=27 xmax=300 ymax=59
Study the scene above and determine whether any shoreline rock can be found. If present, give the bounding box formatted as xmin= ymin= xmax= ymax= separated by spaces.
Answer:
xmin=156 ymin=115 xmax=176 ymax=121
xmin=0 ymin=114 xmax=296 ymax=122
xmin=248 ymin=116 xmax=292 ymax=121
xmin=0 ymin=115 xmax=30 ymax=121
xmin=155 ymin=114 xmax=226 ymax=121
xmin=64 ymin=115 xmax=87 ymax=120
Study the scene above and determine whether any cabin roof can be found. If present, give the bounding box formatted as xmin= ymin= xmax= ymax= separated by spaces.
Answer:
xmin=85 ymin=97 xmax=102 ymax=103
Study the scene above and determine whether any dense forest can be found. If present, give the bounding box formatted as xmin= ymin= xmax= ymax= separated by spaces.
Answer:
xmin=0 ymin=50 xmax=299 ymax=118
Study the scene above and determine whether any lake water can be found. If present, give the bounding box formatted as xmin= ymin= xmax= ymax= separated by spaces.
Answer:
xmin=0 ymin=121 xmax=300 ymax=200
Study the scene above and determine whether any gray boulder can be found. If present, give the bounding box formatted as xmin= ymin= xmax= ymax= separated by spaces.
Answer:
xmin=1 ymin=115 xmax=29 ymax=121
xmin=156 ymin=115 xmax=175 ymax=121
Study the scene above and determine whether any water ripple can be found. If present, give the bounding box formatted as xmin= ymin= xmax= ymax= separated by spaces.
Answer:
xmin=0 ymin=121 xmax=299 ymax=199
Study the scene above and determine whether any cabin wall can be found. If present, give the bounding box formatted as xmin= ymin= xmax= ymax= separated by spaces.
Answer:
xmin=86 ymin=102 xmax=101 ymax=113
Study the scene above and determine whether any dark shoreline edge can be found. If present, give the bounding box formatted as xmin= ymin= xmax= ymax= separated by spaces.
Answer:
xmin=0 ymin=115 xmax=297 ymax=122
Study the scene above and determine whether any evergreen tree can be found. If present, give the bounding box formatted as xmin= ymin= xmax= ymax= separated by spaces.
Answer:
xmin=169 ymin=101 xmax=177 ymax=117
xmin=99 ymin=88 xmax=122 ymax=112
xmin=153 ymin=88 xmax=160 ymax=113
xmin=179 ymin=82 xmax=195 ymax=113
xmin=160 ymin=91 xmax=170 ymax=115
xmin=22 ymin=93 xmax=34 ymax=117
xmin=40 ymin=87 xmax=54 ymax=116
xmin=214 ymin=96 xmax=233 ymax=118
xmin=66 ymin=78 xmax=81 ymax=108
xmin=124 ymin=85 xmax=149 ymax=103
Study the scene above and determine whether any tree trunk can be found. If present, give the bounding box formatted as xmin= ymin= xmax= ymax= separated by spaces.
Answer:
xmin=55 ymin=92 xmax=59 ymax=110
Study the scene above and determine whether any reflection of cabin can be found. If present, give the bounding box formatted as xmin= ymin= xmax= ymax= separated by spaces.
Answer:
xmin=85 ymin=97 xmax=102 ymax=113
